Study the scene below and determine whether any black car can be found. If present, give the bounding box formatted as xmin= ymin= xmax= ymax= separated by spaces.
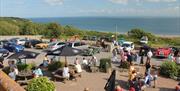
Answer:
xmin=24 ymin=39 xmax=42 ymax=48
xmin=0 ymin=40 xmax=9 ymax=48
xmin=0 ymin=48 xmax=9 ymax=57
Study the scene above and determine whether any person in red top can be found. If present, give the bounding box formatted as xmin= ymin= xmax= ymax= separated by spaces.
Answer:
xmin=115 ymin=85 xmax=124 ymax=91
xmin=175 ymin=82 xmax=180 ymax=91
xmin=129 ymin=86 xmax=135 ymax=91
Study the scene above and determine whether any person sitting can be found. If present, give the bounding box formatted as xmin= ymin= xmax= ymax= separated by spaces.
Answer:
xmin=33 ymin=67 xmax=43 ymax=78
xmin=42 ymin=60 xmax=50 ymax=67
xmin=175 ymin=82 xmax=180 ymax=91
xmin=75 ymin=62 xmax=82 ymax=73
xmin=8 ymin=68 xmax=16 ymax=80
xmin=115 ymin=85 xmax=124 ymax=91
xmin=89 ymin=56 xmax=98 ymax=67
xmin=144 ymin=72 xmax=153 ymax=87
xmin=82 ymin=57 xmax=88 ymax=69
xmin=62 ymin=64 xmax=70 ymax=79
xmin=82 ymin=57 xmax=88 ymax=65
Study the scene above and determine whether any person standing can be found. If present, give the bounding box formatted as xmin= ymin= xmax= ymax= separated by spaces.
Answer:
xmin=145 ymin=60 xmax=151 ymax=75
xmin=147 ymin=49 xmax=153 ymax=63
xmin=112 ymin=48 xmax=118 ymax=62
xmin=139 ymin=49 xmax=145 ymax=65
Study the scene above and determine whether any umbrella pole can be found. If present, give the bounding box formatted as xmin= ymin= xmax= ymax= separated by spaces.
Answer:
xmin=65 ymin=56 xmax=67 ymax=65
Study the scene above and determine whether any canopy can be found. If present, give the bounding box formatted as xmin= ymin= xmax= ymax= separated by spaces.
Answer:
xmin=8 ymin=51 xmax=39 ymax=59
xmin=47 ymin=46 xmax=83 ymax=56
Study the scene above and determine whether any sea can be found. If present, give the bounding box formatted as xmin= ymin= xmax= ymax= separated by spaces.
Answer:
xmin=29 ymin=17 xmax=180 ymax=35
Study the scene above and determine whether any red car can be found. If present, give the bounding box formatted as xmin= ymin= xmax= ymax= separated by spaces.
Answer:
xmin=155 ymin=48 xmax=172 ymax=58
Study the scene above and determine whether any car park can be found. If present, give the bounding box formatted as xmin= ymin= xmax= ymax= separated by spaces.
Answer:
xmin=24 ymin=39 xmax=42 ymax=48
xmin=120 ymin=41 xmax=134 ymax=52
xmin=47 ymin=42 xmax=66 ymax=51
xmin=155 ymin=47 xmax=172 ymax=58
xmin=3 ymin=42 xmax=24 ymax=53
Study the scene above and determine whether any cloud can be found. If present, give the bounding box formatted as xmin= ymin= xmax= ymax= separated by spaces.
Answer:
xmin=45 ymin=0 xmax=64 ymax=6
xmin=109 ymin=0 xmax=128 ymax=5
xmin=145 ymin=0 xmax=177 ymax=3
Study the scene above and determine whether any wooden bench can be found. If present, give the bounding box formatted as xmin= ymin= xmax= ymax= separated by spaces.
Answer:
xmin=52 ymin=70 xmax=69 ymax=83
xmin=90 ymin=66 xmax=99 ymax=73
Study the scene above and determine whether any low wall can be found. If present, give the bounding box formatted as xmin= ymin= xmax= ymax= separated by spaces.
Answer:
xmin=0 ymin=70 xmax=25 ymax=91
xmin=0 ymin=35 xmax=42 ymax=40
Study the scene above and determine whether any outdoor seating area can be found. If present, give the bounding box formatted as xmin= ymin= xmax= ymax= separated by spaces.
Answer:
xmin=0 ymin=36 xmax=179 ymax=91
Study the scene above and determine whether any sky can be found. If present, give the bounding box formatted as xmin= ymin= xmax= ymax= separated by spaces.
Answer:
xmin=0 ymin=0 xmax=180 ymax=18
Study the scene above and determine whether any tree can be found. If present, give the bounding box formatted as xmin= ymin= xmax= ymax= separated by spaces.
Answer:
xmin=0 ymin=21 xmax=20 ymax=35
xmin=46 ymin=23 xmax=61 ymax=38
xmin=128 ymin=28 xmax=155 ymax=41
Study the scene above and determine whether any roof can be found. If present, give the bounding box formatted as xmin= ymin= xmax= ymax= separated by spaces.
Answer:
xmin=123 ymin=41 xmax=133 ymax=44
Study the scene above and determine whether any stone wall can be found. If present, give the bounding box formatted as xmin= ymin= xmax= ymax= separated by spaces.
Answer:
xmin=0 ymin=70 xmax=25 ymax=91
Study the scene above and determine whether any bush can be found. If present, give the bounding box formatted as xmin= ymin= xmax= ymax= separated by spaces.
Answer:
xmin=48 ymin=61 xmax=65 ymax=71
xmin=99 ymin=58 xmax=111 ymax=72
xmin=120 ymin=61 xmax=130 ymax=69
xmin=17 ymin=63 xmax=36 ymax=71
xmin=27 ymin=77 xmax=55 ymax=91
xmin=160 ymin=61 xmax=178 ymax=78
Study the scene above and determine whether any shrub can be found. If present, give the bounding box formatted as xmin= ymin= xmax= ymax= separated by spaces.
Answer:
xmin=160 ymin=61 xmax=178 ymax=78
xmin=177 ymin=65 xmax=180 ymax=77
xmin=99 ymin=58 xmax=111 ymax=72
xmin=120 ymin=61 xmax=130 ymax=69
xmin=17 ymin=63 xmax=36 ymax=71
xmin=48 ymin=61 xmax=65 ymax=71
xmin=27 ymin=77 xmax=55 ymax=91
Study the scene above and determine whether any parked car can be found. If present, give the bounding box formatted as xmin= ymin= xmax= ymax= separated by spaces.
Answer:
xmin=67 ymin=41 xmax=89 ymax=50
xmin=47 ymin=42 xmax=66 ymax=51
xmin=3 ymin=42 xmax=24 ymax=53
xmin=0 ymin=40 xmax=9 ymax=48
xmin=90 ymin=36 xmax=97 ymax=41
xmin=120 ymin=41 xmax=134 ymax=52
xmin=100 ymin=36 xmax=112 ymax=42
xmin=82 ymin=36 xmax=90 ymax=40
xmin=9 ymin=38 xmax=27 ymax=45
xmin=35 ymin=42 xmax=49 ymax=49
xmin=155 ymin=48 xmax=172 ymax=58
xmin=140 ymin=36 xmax=148 ymax=44
xmin=24 ymin=39 xmax=42 ymax=48
xmin=0 ymin=48 xmax=9 ymax=57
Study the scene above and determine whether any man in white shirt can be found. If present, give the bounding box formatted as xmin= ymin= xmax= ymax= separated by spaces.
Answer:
xmin=147 ymin=49 xmax=153 ymax=62
xmin=75 ymin=64 xmax=82 ymax=73
xmin=82 ymin=58 xmax=88 ymax=65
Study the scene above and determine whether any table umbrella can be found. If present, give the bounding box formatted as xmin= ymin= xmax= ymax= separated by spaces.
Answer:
xmin=8 ymin=51 xmax=40 ymax=64
xmin=47 ymin=46 xmax=83 ymax=64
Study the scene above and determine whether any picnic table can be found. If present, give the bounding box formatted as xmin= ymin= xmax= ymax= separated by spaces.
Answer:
xmin=16 ymin=70 xmax=33 ymax=85
xmin=52 ymin=65 xmax=81 ymax=83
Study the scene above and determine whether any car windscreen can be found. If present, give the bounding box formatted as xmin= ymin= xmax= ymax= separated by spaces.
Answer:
xmin=122 ymin=44 xmax=130 ymax=47
xmin=49 ymin=43 xmax=56 ymax=46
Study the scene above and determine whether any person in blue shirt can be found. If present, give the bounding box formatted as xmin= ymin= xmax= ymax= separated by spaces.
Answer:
xmin=33 ymin=67 xmax=43 ymax=78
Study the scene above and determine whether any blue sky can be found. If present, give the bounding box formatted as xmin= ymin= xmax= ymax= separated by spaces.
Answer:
xmin=0 ymin=0 xmax=179 ymax=18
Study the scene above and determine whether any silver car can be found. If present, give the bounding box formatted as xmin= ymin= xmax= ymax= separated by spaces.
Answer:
xmin=47 ymin=42 xmax=66 ymax=51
